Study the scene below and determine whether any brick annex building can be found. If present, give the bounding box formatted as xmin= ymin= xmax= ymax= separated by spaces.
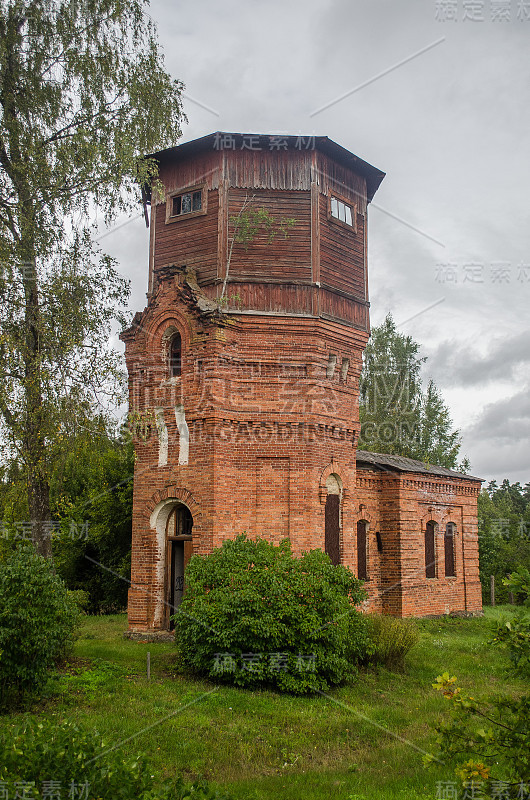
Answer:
xmin=122 ymin=132 xmax=483 ymax=634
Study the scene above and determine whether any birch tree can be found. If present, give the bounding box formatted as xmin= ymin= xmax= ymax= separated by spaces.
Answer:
xmin=0 ymin=0 xmax=185 ymax=555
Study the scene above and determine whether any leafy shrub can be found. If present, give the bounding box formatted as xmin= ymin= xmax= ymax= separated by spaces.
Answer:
xmin=0 ymin=717 xmax=236 ymax=799
xmin=173 ymin=534 xmax=369 ymax=694
xmin=427 ymin=673 xmax=530 ymax=786
xmin=0 ymin=545 xmax=79 ymax=705
xmin=67 ymin=589 xmax=91 ymax=612
xmin=363 ymin=614 xmax=419 ymax=670
xmin=492 ymin=566 xmax=530 ymax=677
xmin=426 ymin=567 xmax=530 ymax=787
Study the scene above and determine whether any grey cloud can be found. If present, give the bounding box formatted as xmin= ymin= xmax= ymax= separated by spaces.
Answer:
xmin=426 ymin=331 xmax=530 ymax=387
xmin=465 ymin=387 xmax=530 ymax=443
xmin=461 ymin=388 xmax=530 ymax=482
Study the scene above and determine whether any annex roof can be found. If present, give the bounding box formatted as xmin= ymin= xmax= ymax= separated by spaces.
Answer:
xmin=146 ymin=132 xmax=386 ymax=202
xmin=356 ymin=450 xmax=484 ymax=482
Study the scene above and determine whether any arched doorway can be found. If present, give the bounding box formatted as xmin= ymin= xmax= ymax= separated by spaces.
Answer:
xmin=166 ymin=504 xmax=193 ymax=629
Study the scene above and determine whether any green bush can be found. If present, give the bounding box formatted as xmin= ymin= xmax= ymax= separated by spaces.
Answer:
xmin=492 ymin=566 xmax=530 ymax=677
xmin=0 ymin=717 xmax=235 ymax=799
xmin=173 ymin=534 xmax=369 ymax=694
xmin=426 ymin=567 xmax=530 ymax=786
xmin=67 ymin=589 xmax=91 ymax=613
xmin=0 ymin=545 xmax=79 ymax=705
xmin=363 ymin=614 xmax=419 ymax=670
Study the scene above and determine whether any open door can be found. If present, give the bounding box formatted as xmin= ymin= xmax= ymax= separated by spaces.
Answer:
xmin=166 ymin=505 xmax=193 ymax=629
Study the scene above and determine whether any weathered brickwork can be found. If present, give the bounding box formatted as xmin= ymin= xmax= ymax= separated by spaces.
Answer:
xmin=355 ymin=467 xmax=482 ymax=617
xmin=121 ymin=133 xmax=482 ymax=632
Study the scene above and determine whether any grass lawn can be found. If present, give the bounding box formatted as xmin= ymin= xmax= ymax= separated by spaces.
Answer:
xmin=1 ymin=607 xmax=525 ymax=799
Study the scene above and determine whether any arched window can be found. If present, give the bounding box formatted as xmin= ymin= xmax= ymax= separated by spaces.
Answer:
xmin=357 ymin=520 xmax=368 ymax=580
xmin=425 ymin=521 xmax=436 ymax=578
xmin=444 ymin=523 xmax=456 ymax=577
xmin=169 ymin=332 xmax=182 ymax=378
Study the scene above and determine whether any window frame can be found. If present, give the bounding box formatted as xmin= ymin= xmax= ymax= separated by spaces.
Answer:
xmin=166 ymin=183 xmax=207 ymax=224
xmin=328 ymin=190 xmax=357 ymax=232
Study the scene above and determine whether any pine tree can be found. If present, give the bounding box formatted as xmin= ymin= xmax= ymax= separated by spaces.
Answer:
xmin=358 ymin=314 xmax=465 ymax=469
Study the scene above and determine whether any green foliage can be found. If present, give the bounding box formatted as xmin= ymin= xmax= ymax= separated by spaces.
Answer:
xmin=220 ymin=195 xmax=296 ymax=302
xmin=173 ymin=535 xmax=369 ymax=695
xmin=232 ymin=206 xmax=296 ymax=248
xmin=359 ymin=314 xmax=465 ymax=470
xmin=52 ymin=659 xmax=128 ymax=702
xmin=491 ymin=567 xmax=530 ymax=676
xmin=67 ymin=589 xmax=91 ymax=613
xmin=1 ymin=414 xmax=134 ymax=613
xmin=0 ymin=545 xmax=79 ymax=705
xmin=363 ymin=614 xmax=419 ymax=670
xmin=426 ymin=673 xmax=530 ymax=786
xmin=477 ymin=481 xmax=530 ymax=603
xmin=0 ymin=717 xmax=236 ymax=799
xmin=426 ymin=569 xmax=530 ymax=787
xmin=0 ymin=0 xmax=185 ymax=554
xmin=50 ymin=418 xmax=134 ymax=613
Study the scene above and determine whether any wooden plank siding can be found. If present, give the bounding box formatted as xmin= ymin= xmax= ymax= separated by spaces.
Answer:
xmin=315 ymin=153 xmax=368 ymax=216
xmin=319 ymin=193 xmax=366 ymax=299
xmin=225 ymin=148 xmax=312 ymax=191
xmin=320 ymin=288 xmax=369 ymax=329
xmin=159 ymin=150 xmax=222 ymax=194
xmin=226 ymin=188 xmax=312 ymax=283
xmin=202 ymin=281 xmax=314 ymax=315
xmin=152 ymin=145 xmax=369 ymax=326
xmin=154 ymin=189 xmax=220 ymax=284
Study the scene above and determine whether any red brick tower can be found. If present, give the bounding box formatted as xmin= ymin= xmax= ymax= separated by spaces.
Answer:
xmin=121 ymin=133 xmax=385 ymax=632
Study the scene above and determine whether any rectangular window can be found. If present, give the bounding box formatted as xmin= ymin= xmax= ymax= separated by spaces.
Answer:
xmin=425 ymin=522 xmax=436 ymax=578
xmin=167 ymin=185 xmax=207 ymax=223
xmin=329 ymin=193 xmax=356 ymax=230
xmin=444 ymin=523 xmax=456 ymax=577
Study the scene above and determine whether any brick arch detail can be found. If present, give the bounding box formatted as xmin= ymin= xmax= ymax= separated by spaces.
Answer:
xmin=144 ymin=307 xmax=194 ymax=354
xmin=420 ymin=507 xmax=445 ymax=529
xmin=440 ymin=511 xmax=459 ymax=527
xmin=319 ymin=461 xmax=347 ymax=503
xmin=143 ymin=486 xmax=202 ymax=523
xmin=354 ymin=505 xmax=375 ymax=526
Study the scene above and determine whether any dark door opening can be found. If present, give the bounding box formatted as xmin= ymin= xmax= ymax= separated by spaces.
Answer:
xmin=166 ymin=505 xmax=193 ymax=629
xmin=357 ymin=520 xmax=368 ymax=580
xmin=325 ymin=494 xmax=340 ymax=565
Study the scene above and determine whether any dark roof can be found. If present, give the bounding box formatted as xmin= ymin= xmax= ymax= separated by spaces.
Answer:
xmin=145 ymin=132 xmax=385 ymax=202
xmin=356 ymin=450 xmax=484 ymax=482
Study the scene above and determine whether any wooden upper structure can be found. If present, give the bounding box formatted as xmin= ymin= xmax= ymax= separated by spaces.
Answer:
xmin=145 ymin=132 xmax=385 ymax=328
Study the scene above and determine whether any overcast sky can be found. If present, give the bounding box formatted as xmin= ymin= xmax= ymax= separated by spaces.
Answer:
xmin=101 ymin=0 xmax=530 ymax=486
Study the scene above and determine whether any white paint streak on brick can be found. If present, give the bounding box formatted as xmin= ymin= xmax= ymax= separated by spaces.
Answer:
xmin=174 ymin=404 xmax=189 ymax=465
xmin=155 ymin=408 xmax=168 ymax=467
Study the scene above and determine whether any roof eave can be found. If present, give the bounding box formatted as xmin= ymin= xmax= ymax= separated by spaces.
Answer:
xmin=143 ymin=132 xmax=385 ymax=202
